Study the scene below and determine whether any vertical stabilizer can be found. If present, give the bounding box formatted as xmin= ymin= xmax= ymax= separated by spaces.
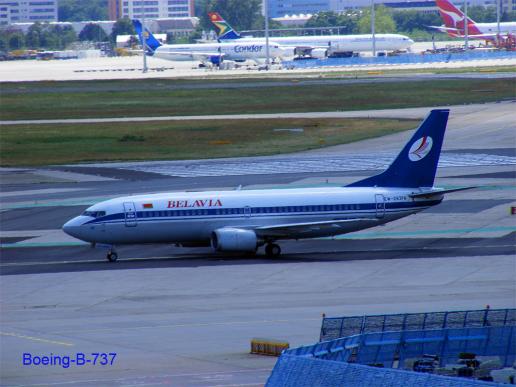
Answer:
xmin=208 ymin=12 xmax=242 ymax=40
xmin=347 ymin=110 xmax=449 ymax=188
xmin=435 ymin=0 xmax=479 ymax=34
xmin=132 ymin=19 xmax=163 ymax=53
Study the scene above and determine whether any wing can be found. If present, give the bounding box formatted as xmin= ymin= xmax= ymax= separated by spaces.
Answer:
xmin=160 ymin=51 xmax=225 ymax=62
xmin=253 ymin=218 xmax=379 ymax=239
xmin=428 ymin=25 xmax=461 ymax=32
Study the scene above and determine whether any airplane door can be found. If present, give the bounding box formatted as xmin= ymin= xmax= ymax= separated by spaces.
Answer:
xmin=375 ymin=194 xmax=385 ymax=219
xmin=244 ymin=206 xmax=251 ymax=218
xmin=123 ymin=202 xmax=138 ymax=227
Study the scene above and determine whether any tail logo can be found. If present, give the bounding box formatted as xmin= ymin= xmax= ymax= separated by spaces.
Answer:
xmin=408 ymin=136 xmax=433 ymax=161
xmin=439 ymin=8 xmax=464 ymax=28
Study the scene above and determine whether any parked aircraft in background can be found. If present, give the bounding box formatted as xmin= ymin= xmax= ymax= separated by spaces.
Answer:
xmin=63 ymin=110 xmax=473 ymax=262
xmin=208 ymin=12 xmax=413 ymax=58
xmin=132 ymin=20 xmax=285 ymax=65
xmin=433 ymin=0 xmax=516 ymax=41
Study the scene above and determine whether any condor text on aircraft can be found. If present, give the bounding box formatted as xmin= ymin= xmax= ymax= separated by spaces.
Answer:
xmin=433 ymin=0 xmax=516 ymax=40
xmin=63 ymin=110 xmax=473 ymax=262
xmin=208 ymin=12 xmax=413 ymax=58
xmin=133 ymin=20 xmax=285 ymax=65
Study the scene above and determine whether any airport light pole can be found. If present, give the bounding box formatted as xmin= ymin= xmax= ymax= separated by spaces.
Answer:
xmin=464 ymin=0 xmax=469 ymax=50
xmin=496 ymin=0 xmax=501 ymax=47
xmin=264 ymin=0 xmax=270 ymax=70
xmin=142 ymin=10 xmax=148 ymax=73
xmin=371 ymin=0 xmax=376 ymax=57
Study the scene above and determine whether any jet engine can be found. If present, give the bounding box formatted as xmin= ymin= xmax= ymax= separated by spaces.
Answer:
xmin=209 ymin=55 xmax=224 ymax=66
xmin=211 ymin=228 xmax=258 ymax=252
xmin=310 ymin=48 xmax=328 ymax=59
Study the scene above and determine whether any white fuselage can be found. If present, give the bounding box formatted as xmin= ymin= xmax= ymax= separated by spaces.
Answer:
xmin=465 ymin=21 xmax=516 ymax=36
xmin=229 ymin=34 xmax=414 ymax=53
xmin=153 ymin=41 xmax=284 ymax=62
xmin=63 ymin=187 xmax=441 ymax=246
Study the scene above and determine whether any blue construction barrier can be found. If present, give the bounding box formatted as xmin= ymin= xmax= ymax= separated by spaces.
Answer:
xmin=283 ymin=50 xmax=516 ymax=69
xmin=266 ymin=355 xmax=505 ymax=387
xmin=288 ymin=326 xmax=516 ymax=368
xmin=320 ymin=308 xmax=516 ymax=341
xmin=267 ymin=326 xmax=515 ymax=386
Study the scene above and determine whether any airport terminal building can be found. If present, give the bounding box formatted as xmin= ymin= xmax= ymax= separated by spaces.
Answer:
xmin=0 ymin=0 xmax=57 ymax=25
xmin=267 ymin=0 xmax=515 ymax=17
xmin=108 ymin=0 xmax=194 ymax=20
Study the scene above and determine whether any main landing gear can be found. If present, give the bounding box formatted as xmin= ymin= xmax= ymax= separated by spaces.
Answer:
xmin=106 ymin=248 xmax=118 ymax=262
xmin=265 ymin=243 xmax=281 ymax=257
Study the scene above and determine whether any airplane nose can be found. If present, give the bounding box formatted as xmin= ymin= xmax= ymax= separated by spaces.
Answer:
xmin=62 ymin=217 xmax=85 ymax=240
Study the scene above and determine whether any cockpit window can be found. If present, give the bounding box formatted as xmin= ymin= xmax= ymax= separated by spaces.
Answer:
xmin=82 ymin=211 xmax=106 ymax=218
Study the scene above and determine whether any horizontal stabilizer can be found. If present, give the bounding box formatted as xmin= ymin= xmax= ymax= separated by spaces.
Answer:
xmin=409 ymin=186 xmax=476 ymax=198
xmin=428 ymin=25 xmax=460 ymax=32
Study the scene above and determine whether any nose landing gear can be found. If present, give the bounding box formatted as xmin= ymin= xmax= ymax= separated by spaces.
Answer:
xmin=107 ymin=248 xmax=118 ymax=262
xmin=265 ymin=243 xmax=281 ymax=257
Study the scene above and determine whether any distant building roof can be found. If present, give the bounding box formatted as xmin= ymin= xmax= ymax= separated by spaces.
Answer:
xmin=116 ymin=33 xmax=166 ymax=48
xmin=149 ymin=17 xmax=199 ymax=33
xmin=272 ymin=14 xmax=313 ymax=26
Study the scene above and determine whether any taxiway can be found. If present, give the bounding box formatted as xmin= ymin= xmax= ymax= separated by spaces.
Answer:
xmin=0 ymin=103 xmax=515 ymax=386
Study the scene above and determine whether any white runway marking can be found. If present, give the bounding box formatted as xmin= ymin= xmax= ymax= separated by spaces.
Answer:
xmin=0 ymin=188 xmax=89 ymax=198
xmin=0 ymin=332 xmax=73 ymax=346
xmin=115 ymin=153 xmax=516 ymax=178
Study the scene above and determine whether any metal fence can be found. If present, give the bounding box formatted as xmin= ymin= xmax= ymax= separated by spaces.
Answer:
xmin=267 ymin=325 xmax=515 ymax=386
xmin=283 ymin=50 xmax=516 ymax=69
xmin=289 ymin=326 xmax=516 ymax=369
xmin=266 ymin=354 xmax=506 ymax=387
xmin=320 ymin=308 xmax=516 ymax=341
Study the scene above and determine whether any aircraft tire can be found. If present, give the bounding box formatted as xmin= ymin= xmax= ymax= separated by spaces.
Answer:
xmin=265 ymin=243 xmax=281 ymax=257
xmin=107 ymin=252 xmax=118 ymax=262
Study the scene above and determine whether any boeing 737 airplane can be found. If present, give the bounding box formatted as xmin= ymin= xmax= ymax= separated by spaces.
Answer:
xmin=433 ymin=0 xmax=516 ymax=40
xmin=63 ymin=110 xmax=472 ymax=262
xmin=133 ymin=20 xmax=285 ymax=65
xmin=208 ymin=12 xmax=414 ymax=58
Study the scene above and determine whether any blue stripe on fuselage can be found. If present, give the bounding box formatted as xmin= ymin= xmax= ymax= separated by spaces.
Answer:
xmin=85 ymin=200 xmax=441 ymax=225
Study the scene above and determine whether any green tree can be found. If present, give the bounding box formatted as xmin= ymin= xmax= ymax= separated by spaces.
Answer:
xmin=305 ymin=11 xmax=358 ymax=34
xmin=110 ymin=18 xmax=135 ymax=42
xmin=79 ymin=23 xmax=108 ymax=41
xmin=58 ymin=0 xmax=108 ymax=22
xmin=26 ymin=22 xmax=43 ymax=49
xmin=8 ymin=32 xmax=25 ymax=50
xmin=357 ymin=6 xmax=396 ymax=34
xmin=195 ymin=0 xmax=209 ymax=17
xmin=501 ymin=10 xmax=516 ymax=22
xmin=201 ymin=0 xmax=262 ymax=31
xmin=466 ymin=5 xmax=496 ymax=23
xmin=40 ymin=29 xmax=60 ymax=49
xmin=392 ymin=10 xmax=441 ymax=32
xmin=59 ymin=25 xmax=78 ymax=48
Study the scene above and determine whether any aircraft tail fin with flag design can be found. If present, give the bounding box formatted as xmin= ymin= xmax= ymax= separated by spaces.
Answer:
xmin=208 ymin=12 xmax=242 ymax=40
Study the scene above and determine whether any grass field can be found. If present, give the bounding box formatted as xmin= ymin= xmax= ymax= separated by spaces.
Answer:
xmin=0 ymin=118 xmax=419 ymax=167
xmin=1 ymin=78 xmax=514 ymax=120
